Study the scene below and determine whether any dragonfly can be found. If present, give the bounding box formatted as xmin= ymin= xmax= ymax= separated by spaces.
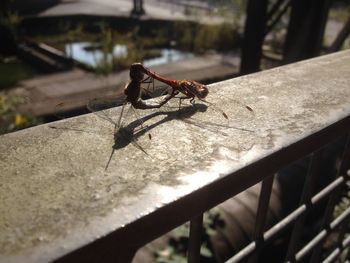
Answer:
xmin=127 ymin=63 xmax=232 ymax=119
xmin=53 ymin=62 xmax=254 ymax=169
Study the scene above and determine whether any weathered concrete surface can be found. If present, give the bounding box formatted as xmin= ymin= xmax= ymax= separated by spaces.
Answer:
xmin=1 ymin=50 xmax=350 ymax=262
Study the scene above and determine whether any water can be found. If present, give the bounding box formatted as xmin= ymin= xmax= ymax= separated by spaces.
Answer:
xmin=65 ymin=42 xmax=193 ymax=68
xmin=65 ymin=42 xmax=127 ymax=68
xmin=143 ymin=49 xmax=194 ymax=67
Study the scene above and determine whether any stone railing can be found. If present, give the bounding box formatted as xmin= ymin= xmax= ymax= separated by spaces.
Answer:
xmin=1 ymin=50 xmax=350 ymax=263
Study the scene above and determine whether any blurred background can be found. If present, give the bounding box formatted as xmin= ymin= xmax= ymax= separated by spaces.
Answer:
xmin=0 ymin=0 xmax=349 ymax=133
xmin=1 ymin=1 xmax=350 ymax=262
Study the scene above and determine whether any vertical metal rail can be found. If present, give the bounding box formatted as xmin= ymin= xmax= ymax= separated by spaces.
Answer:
xmin=240 ymin=0 xmax=269 ymax=74
xmin=310 ymin=134 xmax=350 ymax=263
xmin=248 ymin=175 xmax=275 ymax=263
xmin=285 ymin=150 xmax=322 ymax=262
xmin=187 ymin=214 xmax=203 ymax=263
xmin=283 ymin=0 xmax=331 ymax=63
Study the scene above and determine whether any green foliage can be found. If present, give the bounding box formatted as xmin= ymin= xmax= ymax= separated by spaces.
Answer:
xmin=0 ymin=12 xmax=21 ymax=31
xmin=0 ymin=0 xmax=21 ymax=30
xmin=93 ymin=20 xmax=242 ymax=72
xmin=0 ymin=95 xmax=41 ymax=135
xmin=149 ymin=27 xmax=169 ymax=48
xmin=329 ymin=4 xmax=350 ymax=22
xmin=172 ymin=21 xmax=196 ymax=51
xmin=0 ymin=61 xmax=35 ymax=90
xmin=334 ymin=179 xmax=350 ymax=218
xmin=216 ymin=23 xmax=241 ymax=50
xmin=213 ymin=0 xmax=247 ymax=22
xmin=193 ymin=24 xmax=218 ymax=52
xmin=154 ymin=208 xmax=224 ymax=263
xmin=173 ymin=22 xmax=240 ymax=53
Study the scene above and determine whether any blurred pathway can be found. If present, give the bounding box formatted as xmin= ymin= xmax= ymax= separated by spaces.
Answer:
xmin=10 ymin=53 xmax=240 ymax=116
xmin=35 ymin=0 xmax=226 ymax=25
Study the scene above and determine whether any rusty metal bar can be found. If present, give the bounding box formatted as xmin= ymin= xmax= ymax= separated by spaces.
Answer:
xmin=295 ymin=205 xmax=350 ymax=261
xmin=285 ymin=151 xmax=322 ymax=262
xmin=247 ymin=175 xmax=275 ymax=263
xmin=187 ymin=214 xmax=203 ymax=263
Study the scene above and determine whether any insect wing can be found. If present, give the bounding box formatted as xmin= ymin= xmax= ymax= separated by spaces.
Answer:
xmin=87 ymin=95 xmax=126 ymax=125
xmin=140 ymin=78 xmax=172 ymax=100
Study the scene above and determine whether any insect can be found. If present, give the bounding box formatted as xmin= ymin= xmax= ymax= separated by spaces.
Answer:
xmin=91 ymin=61 xmax=253 ymax=143
xmin=123 ymin=63 xmax=175 ymax=110
xmin=55 ymin=63 xmax=253 ymax=169
xmin=127 ymin=63 xmax=230 ymax=119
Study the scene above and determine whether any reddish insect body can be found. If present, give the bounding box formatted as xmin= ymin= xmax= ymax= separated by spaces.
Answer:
xmin=123 ymin=63 xmax=174 ymax=109
xmin=135 ymin=63 xmax=209 ymax=101
xmin=123 ymin=63 xmax=228 ymax=118
xmin=127 ymin=63 xmax=209 ymax=100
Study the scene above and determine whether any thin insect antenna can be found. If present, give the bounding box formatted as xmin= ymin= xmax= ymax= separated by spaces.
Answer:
xmin=230 ymin=99 xmax=255 ymax=114
xmin=200 ymin=98 xmax=229 ymax=120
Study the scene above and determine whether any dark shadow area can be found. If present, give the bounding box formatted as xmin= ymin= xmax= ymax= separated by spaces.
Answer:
xmin=105 ymin=103 xmax=208 ymax=170
xmin=10 ymin=0 xmax=61 ymax=15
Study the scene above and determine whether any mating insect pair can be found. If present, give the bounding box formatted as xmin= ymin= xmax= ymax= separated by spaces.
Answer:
xmin=55 ymin=63 xmax=252 ymax=169
xmin=123 ymin=62 xmax=227 ymax=117
xmin=91 ymin=63 xmax=236 ymax=169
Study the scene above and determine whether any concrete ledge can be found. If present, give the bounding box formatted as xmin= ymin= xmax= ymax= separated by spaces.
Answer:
xmin=1 ymin=50 xmax=350 ymax=262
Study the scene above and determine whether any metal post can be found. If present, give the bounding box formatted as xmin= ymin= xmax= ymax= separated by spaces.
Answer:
xmin=131 ymin=0 xmax=145 ymax=15
xmin=328 ymin=17 xmax=350 ymax=53
xmin=283 ymin=0 xmax=331 ymax=63
xmin=284 ymin=150 xmax=322 ymax=262
xmin=248 ymin=175 xmax=275 ymax=263
xmin=187 ymin=214 xmax=203 ymax=263
xmin=240 ymin=0 xmax=269 ymax=74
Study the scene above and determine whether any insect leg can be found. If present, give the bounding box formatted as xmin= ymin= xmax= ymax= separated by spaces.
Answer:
xmin=116 ymin=103 xmax=127 ymax=131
